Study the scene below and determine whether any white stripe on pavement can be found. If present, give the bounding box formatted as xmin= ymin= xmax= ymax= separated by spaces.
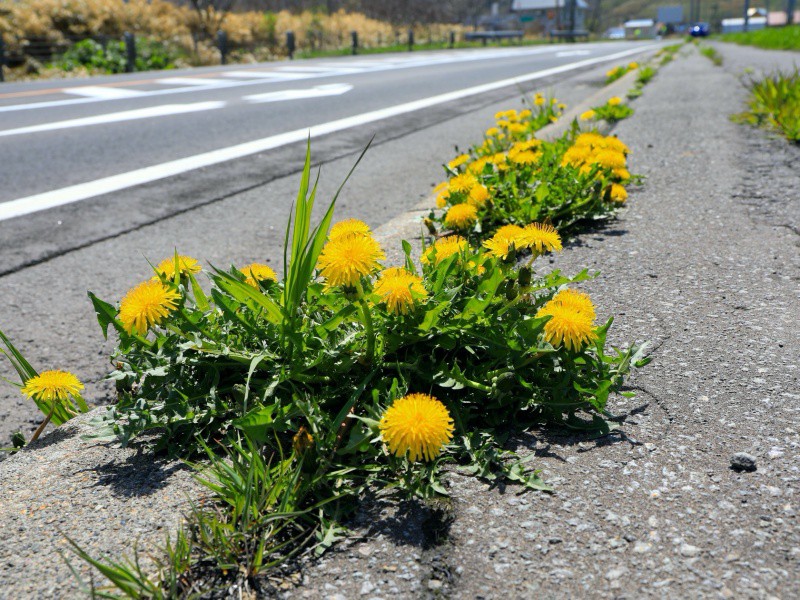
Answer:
xmin=0 ymin=45 xmax=657 ymax=222
xmin=158 ymin=77 xmax=235 ymax=87
xmin=243 ymin=84 xmax=353 ymax=103
xmin=66 ymin=86 xmax=146 ymax=99
xmin=0 ymin=102 xmax=226 ymax=138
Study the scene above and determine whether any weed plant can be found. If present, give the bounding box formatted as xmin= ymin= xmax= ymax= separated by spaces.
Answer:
xmin=733 ymin=69 xmax=800 ymax=143
xmin=717 ymin=24 xmax=800 ymax=51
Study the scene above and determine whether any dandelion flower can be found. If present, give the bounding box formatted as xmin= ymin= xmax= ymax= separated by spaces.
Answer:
xmin=374 ymin=267 xmax=428 ymax=314
xmin=379 ymin=393 xmax=454 ymax=462
xmin=551 ymin=288 xmax=596 ymax=321
xmin=241 ymin=263 xmax=277 ymax=287
xmin=602 ymin=136 xmax=630 ymax=155
xmin=448 ymin=154 xmax=470 ymax=170
xmin=421 ymin=236 xmax=468 ymax=267
xmin=21 ymin=370 xmax=84 ymax=404
xmin=468 ymin=184 xmax=490 ymax=207
xmin=317 ymin=234 xmax=385 ymax=288
xmin=467 ymin=157 xmax=490 ymax=175
xmin=518 ymin=109 xmax=532 ymax=119
xmin=608 ymin=96 xmax=622 ymax=106
xmin=536 ymin=302 xmax=597 ymax=352
xmin=609 ymin=183 xmax=628 ymax=203
xmin=154 ymin=255 xmax=201 ymax=280
xmin=516 ymin=223 xmax=563 ymax=255
xmin=592 ymin=150 xmax=627 ymax=170
xmin=444 ymin=203 xmax=478 ymax=230
xmin=628 ymin=61 xmax=639 ymax=69
xmin=448 ymin=173 xmax=478 ymax=195
xmin=580 ymin=109 xmax=596 ymax=121
xmin=508 ymin=150 xmax=540 ymax=165
xmin=485 ymin=127 xmax=500 ymax=137
xmin=534 ymin=95 xmax=546 ymax=106
xmin=436 ymin=190 xmax=450 ymax=209
xmin=483 ymin=224 xmax=523 ymax=259
xmin=119 ymin=280 xmax=180 ymax=335
xmin=329 ymin=218 xmax=372 ymax=241
xmin=613 ymin=167 xmax=631 ymax=182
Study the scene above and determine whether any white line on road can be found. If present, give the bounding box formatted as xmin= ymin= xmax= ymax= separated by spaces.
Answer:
xmin=157 ymin=77 xmax=238 ymax=87
xmin=243 ymin=84 xmax=353 ymax=103
xmin=0 ymin=102 xmax=226 ymax=138
xmin=0 ymin=45 xmax=657 ymax=222
xmin=556 ymin=50 xmax=591 ymax=57
xmin=66 ymin=86 xmax=146 ymax=99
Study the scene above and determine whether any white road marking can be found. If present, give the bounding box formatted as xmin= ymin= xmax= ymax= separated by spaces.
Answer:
xmin=0 ymin=44 xmax=619 ymax=114
xmin=158 ymin=77 xmax=235 ymax=87
xmin=557 ymin=50 xmax=591 ymax=57
xmin=66 ymin=86 xmax=146 ymax=99
xmin=0 ymin=45 xmax=658 ymax=221
xmin=0 ymin=102 xmax=225 ymax=138
xmin=220 ymin=70 xmax=303 ymax=79
xmin=243 ymin=83 xmax=353 ymax=103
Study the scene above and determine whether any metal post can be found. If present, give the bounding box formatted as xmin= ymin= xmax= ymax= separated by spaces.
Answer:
xmin=0 ymin=34 xmax=5 ymax=83
xmin=408 ymin=29 xmax=414 ymax=51
xmin=744 ymin=0 xmax=750 ymax=31
xmin=789 ymin=0 xmax=796 ymax=25
xmin=217 ymin=30 xmax=228 ymax=65
xmin=286 ymin=31 xmax=296 ymax=59
xmin=351 ymin=31 xmax=358 ymax=55
xmin=449 ymin=30 xmax=455 ymax=48
xmin=123 ymin=32 xmax=136 ymax=73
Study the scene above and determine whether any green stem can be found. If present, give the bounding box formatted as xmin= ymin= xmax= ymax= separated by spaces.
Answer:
xmin=356 ymin=285 xmax=375 ymax=365
xmin=30 ymin=404 xmax=56 ymax=444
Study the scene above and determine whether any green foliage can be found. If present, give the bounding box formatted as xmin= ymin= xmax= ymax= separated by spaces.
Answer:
xmin=699 ymin=44 xmax=723 ymax=66
xmin=57 ymin=38 xmax=177 ymax=74
xmin=591 ymin=98 xmax=634 ymax=123
xmin=718 ymin=24 xmax=800 ymax=51
xmin=636 ymin=66 xmax=656 ymax=85
xmin=733 ymin=69 xmax=800 ymax=143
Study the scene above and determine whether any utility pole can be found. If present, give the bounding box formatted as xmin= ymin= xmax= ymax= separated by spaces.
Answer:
xmin=789 ymin=0 xmax=797 ymax=25
xmin=744 ymin=0 xmax=750 ymax=31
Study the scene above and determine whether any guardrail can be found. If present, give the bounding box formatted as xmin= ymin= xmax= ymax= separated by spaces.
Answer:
xmin=463 ymin=30 xmax=525 ymax=46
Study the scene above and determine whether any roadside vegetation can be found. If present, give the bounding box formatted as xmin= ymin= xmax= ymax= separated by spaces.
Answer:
xmin=0 ymin=60 xmax=663 ymax=596
xmin=604 ymin=61 xmax=638 ymax=85
xmin=733 ymin=69 xmax=800 ymax=143
xmin=0 ymin=0 xmax=467 ymax=80
xmin=698 ymin=44 xmax=723 ymax=66
xmin=717 ymin=24 xmax=800 ymax=51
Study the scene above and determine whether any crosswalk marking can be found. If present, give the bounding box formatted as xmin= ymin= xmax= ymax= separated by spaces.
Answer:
xmin=158 ymin=77 xmax=236 ymax=87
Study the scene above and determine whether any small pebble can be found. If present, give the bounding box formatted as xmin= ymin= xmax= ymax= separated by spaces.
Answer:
xmin=730 ymin=452 xmax=757 ymax=472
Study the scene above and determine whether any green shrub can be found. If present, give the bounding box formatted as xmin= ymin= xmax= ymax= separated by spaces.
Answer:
xmin=733 ymin=69 xmax=800 ymax=143
xmin=57 ymin=37 xmax=177 ymax=74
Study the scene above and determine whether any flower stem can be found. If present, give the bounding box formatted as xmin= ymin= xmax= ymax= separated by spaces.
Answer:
xmin=30 ymin=404 xmax=56 ymax=444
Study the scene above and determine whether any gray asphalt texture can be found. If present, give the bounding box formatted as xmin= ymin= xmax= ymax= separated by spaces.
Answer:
xmin=1 ymin=42 xmax=799 ymax=598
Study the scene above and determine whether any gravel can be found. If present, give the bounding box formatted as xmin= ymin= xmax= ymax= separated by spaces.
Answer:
xmin=2 ymin=42 xmax=799 ymax=599
xmin=731 ymin=452 xmax=758 ymax=472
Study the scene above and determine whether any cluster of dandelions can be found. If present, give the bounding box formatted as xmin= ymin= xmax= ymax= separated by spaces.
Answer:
xmin=605 ymin=62 xmax=639 ymax=85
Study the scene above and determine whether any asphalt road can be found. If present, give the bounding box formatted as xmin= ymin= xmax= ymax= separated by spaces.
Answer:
xmin=0 ymin=41 xmax=656 ymax=275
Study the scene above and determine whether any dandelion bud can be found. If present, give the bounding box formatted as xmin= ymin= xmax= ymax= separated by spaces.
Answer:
xmin=518 ymin=266 xmax=532 ymax=288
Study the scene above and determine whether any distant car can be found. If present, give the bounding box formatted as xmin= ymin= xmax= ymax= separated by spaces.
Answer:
xmin=690 ymin=23 xmax=710 ymax=37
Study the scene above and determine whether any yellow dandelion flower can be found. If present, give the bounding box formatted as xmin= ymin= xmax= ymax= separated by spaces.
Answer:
xmin=557 ymin=102 xmax=567 ymax=110
xmin=448 ymin=154 xmax=471 ymax=170
xmin=580 ymin=109 xmax=596 ymax=121
xmin=613 ymin=167 xmax=631 ymax=182
xmin=628 ymin=61 xmax=639 ymax=69
xmin=518 ymin=108 xmax=532 ymax=119
xmin=379 ymin=393 xmax=454 ymax=462
xmin=534 ymin=95 xmax=546 ymax=106
xmin=241 ymin=263 xmax=277 ymax=287
xmin=512 ymin=139 xmax=542 ymax=152
xmin=608 ymin=96 xmax=622 ymax=106
xmin=154 ymin=255 xmax=201 ymax=280
xmin=483 ymin=224 xmax=523 ymax=259
xmin=119 ymin=280 xmax=181 ymax=335
xmin=551 ymin=288 xmax=596 ymax=321
xmin=509 ymin=150 xmax=540 ymax=165
xmin=575 ymin=132 xmax=605 ymax=148
xmin=592 ymin=149 xmax=627 ymax=170
xmin=444 ymin=203 xmax=478 ymax=230
xmin=507 ymin=122 xmax=526 ymax=134
xmin=536 ymin=302 xmax=598 ymax=352
xmin=421 ymin=236 xmax=468 ymax=267
xmin=485 ymin=127 xmax=500 ymax=137
xmin=317 ymin=234 xmax=385 ymax=288
xmin=516 ymin=223 xmax=563 ymax=255
xmin=602 ymin=136 xmax=630 ymax=155
xmin=373 ymin=267 xmax=428 ymax=314
xmin=609 ymin=183 xmax=628 ymax=203
xmin=448 ymin=172 xmax=478 ymax=195
xmin=467 ymin=157 xmax=490 ymax=174
xmin=436 ymin=189 xmax=450 ymax=209
xmin=496 ymin=119 xmax=511 ymax=128
xmin=21 ymin=370 xmax=84 ymax=404
xmin=561 ymin=145 xmax=590 ymax=168
xmin=468 ymin=184 xmax=490 ymax=207
xmin=329 ymin=218 xmax=372 ymax=241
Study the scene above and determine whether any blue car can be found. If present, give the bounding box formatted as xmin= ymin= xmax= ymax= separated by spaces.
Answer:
xmin=690 ymin=23 xmax=710 ymax=37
